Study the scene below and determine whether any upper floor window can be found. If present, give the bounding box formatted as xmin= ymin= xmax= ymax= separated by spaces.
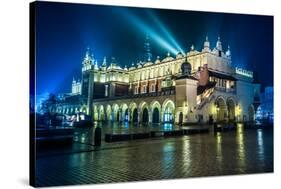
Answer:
xmin=151 ymin=84 xmax=155 ymax=92
xmin=134 ymin=86 xmax=139 ymax=94
xmin=142 ymin=85 xmax=147 ymax=93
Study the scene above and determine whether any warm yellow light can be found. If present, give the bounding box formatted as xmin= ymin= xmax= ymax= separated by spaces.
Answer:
xmin=235 ymin=105 xmax=241 ymax=116
xmin=211 ymin=104 xmax=217 ymax=114
xmin=216 ymin=132 xmax=222 ymax=144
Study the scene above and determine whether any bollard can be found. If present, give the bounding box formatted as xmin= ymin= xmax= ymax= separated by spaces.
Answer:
xmin=213 ymin=122 xmax=218 ymax=132
xmin=209 ymin=117 xmax=213 ymax=125
xmin=94 ymin=126 xmax=102 ymax=146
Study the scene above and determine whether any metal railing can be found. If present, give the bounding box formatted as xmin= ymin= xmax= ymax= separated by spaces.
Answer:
xmin=215 ymin=87 xmax=236 ymax=94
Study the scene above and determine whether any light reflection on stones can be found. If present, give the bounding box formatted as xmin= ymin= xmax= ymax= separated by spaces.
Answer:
xmin=236 ymin=123 xmax=246 ymax=172
xmin=161 ymin=142 xmax=176 ymax=177
xmin=215 ymin=132 xmax=223 ymax=165
xmin=182 ymin=137 xmax=191 ymax=175
xmin=257 ymin=129 xmax=265 ymax=167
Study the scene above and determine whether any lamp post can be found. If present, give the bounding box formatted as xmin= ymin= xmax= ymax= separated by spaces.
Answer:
xmin=216 ymin=106 xmax=220 ymax=122
xmin=235 ymin=105 xmax=241 ymax=122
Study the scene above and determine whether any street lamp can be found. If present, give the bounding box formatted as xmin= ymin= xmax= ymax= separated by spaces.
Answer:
xmin=216 ymin=106 xmax=220 ymax=112
xmin=235 ymin=105 xmax=241 ymax=122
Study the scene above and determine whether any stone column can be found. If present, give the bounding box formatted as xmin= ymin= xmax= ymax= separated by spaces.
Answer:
xmin=160 ymin=110 xmax=164 ymax=123
xmin=128 ymin=109 xmax=131 ymax=122
xmin=148 ymin=108 xmax=152 ymax=123
xmin=138 ymin=109 xmax=141 ymax=124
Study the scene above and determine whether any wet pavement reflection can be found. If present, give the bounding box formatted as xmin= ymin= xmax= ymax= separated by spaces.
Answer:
xmin=36 ymin=123 xmax=273 ymax=187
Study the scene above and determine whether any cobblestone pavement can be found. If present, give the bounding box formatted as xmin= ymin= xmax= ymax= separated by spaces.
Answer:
xmin=35 ymin=128 xmax=273 ymax=187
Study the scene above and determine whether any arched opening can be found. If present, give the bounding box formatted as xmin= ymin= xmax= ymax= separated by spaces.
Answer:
xmin=248 ymin=105 xmax=255 ymax=122
xmin=142 ymin=108 xmax=149 ymax=123
xmin=124 ymin=109 xmax=129 ymax=122
xmin=151 ymin=100 xmax=161 ymax=124
xmin=163 ymin=100 xmax=175 ymax=123
xmin=163 ymin=107 xmax=173 ymax=123
xmin=152 ymin=108 xmax=160 ymax=124
xmin=215 ymin=97 xmax=227 ymax=123
xmin=139 ymin=101 xmax=149 ymax=124
xmin=111 ymin=111 xmax=114 ymax=122
xmin=227 ymin=98 xmax=236 ymax=122
xmin=121 ymin=104 xmax=128 ymax=122
xmin=132 ymin=108 xmax=138 ymax=123
xmin=129 ymin=103 xmax=137 ymax=123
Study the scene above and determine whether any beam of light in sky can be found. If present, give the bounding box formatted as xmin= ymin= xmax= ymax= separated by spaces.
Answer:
xmin=120 ymin=9 xmax=179 ymax=55
xmin=147 ymin=10 xmax=185 ymax=54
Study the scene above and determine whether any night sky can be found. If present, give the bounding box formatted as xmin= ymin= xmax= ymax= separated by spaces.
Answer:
xmin=35 ymin=1 xmax=273 ymax=95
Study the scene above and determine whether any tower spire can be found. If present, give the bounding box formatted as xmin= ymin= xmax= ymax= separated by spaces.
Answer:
xmin=191 ymin=44 xmax=194 ymax=51
xmin=83 ymin=47 xmax=94 ymax=64
xmin=204 ymin=35 xmax=210 ymax=48
xmin=203 ymin=35 xmax=210 ymax=52
xmin=216 ymin=36 xmax=222 ymax=51
xmin=94 ymin=60 xmax=98 ymax=70
xmin=102 ymin=56 xmax=107 ymax=66
xmin=226 ymin=45 xmax=231 ymax=57
xmin=144 ymin=34 xmax=152 ymax=61
xmin=82 ymin=47 xmax=94 ymax=72
xmin=85 ymin=47 xmax=90 ymax=60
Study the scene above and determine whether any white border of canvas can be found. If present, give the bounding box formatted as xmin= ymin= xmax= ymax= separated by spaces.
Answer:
xmin=0 ymin=0 xmax=279 ymax=188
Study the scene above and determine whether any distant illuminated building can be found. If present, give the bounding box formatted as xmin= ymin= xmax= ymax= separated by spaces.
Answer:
xmin=71 ymin=78 xmax=82 ymax=95
xmin=256 ymin=86 xmax=273 ymax=123
xmin=52 ymin=36 xmax=261 ymax=124
xmin=35 ymin=92 xmax=50 ymax=113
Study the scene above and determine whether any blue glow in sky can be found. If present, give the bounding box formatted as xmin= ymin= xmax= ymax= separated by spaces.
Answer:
xmin=34 ymin=2 xmax=273 ymax=95
xmin=147 ymin=10 xmax=185 ymax=54
xmin=118 ymin=8 xmax=180 ymax=55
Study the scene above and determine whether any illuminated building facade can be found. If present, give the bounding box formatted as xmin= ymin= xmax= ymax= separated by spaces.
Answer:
xmin=54 ymin=37 xmax=260 ymax=124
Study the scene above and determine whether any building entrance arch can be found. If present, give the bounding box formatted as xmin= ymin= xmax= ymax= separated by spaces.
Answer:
xmin=152 ymin=108 xmax=160 ymax=124
xmin=142 ymin=108 xmax=149 ymax=123
xmin=132 ymin=108 xmax=138 ymax=123
xmin=162 ymin=100 xmax=175 ymax=123
xmin=215 ymin=97 xmax=227 ymax=122
xmin=227 ymin=98 xmax=236 ymax=122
